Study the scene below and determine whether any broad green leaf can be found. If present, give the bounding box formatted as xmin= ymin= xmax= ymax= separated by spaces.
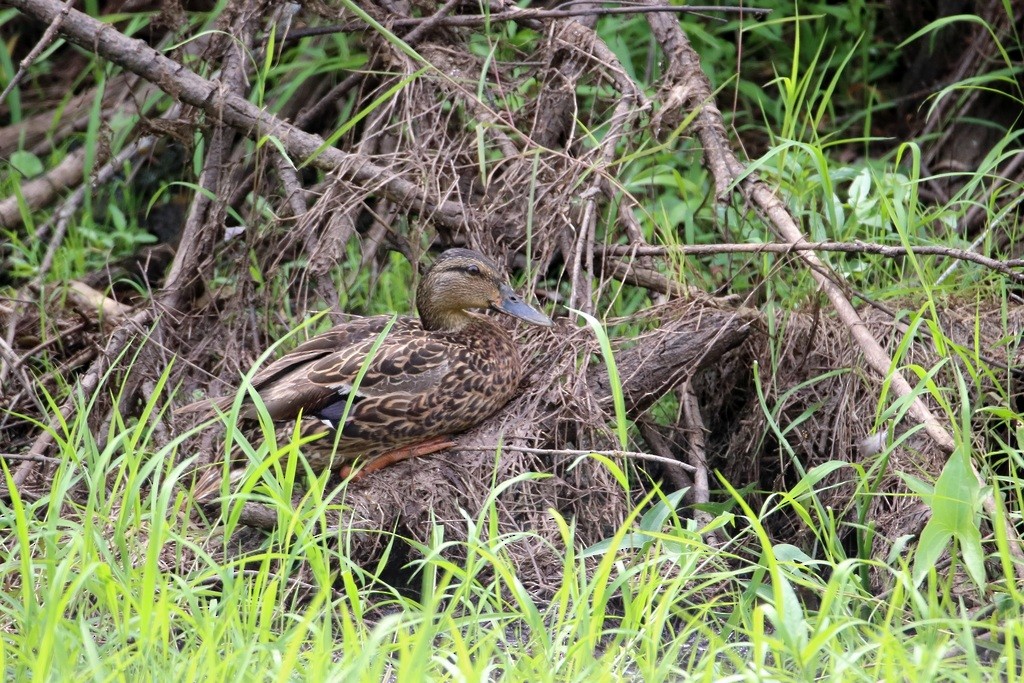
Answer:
xmin=9 ymin=150 xmax=43 ymax=177
xmin=912 ymin=445 xmax=985 ymax=588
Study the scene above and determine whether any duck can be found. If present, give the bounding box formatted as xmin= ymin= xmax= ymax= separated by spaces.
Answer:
xmin=178 ymin=248 xmax=552 ymax=482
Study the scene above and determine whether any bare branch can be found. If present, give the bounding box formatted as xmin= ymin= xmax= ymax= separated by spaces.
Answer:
xmin=602 ymin=241 xmax=1024 ymax=283
xmin=7 ymin=0 xmax=472 ymax=230
xmin=285 ymin=4 xmax=773 ymax=41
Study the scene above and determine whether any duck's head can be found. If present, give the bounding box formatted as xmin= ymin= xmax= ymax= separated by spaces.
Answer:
xmin=416 ymin=248 xmax=553 ymax=332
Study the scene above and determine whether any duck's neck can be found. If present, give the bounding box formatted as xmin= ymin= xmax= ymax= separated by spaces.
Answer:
xmin=418 ymin=304 xmax=479 ymax=332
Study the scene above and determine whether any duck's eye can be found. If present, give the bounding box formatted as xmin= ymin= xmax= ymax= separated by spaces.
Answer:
xmin=465 ymin=264 xmax=481 ymax=275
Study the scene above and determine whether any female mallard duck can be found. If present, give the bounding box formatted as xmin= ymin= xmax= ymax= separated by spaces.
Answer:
xmin=180 ymin=248 xmax=552 ymax=478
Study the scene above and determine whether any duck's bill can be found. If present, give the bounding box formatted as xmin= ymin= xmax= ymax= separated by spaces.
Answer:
xmin=495 ymin=284 xmax=553 ymax=327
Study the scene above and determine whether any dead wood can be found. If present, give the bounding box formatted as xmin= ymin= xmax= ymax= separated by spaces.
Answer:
xmin=640 ymin=0 xmax=1024 ymax=574
xmin=286 ymin=4 xmax=770 ymax=38
xmin=4 ymin=0 xmax=270 ymax=493
xmin=4 ymin=0 xmax=1022 ymax=608
xmin=602 ymin=242 xmax=1024 ymax=284
xmin=0 ymin=147 xmax=86 ymax=229
xmin=7 ymin=0 xmax=473 ymax=230
xmin=646 ymin=1 xmax=956 ymax=455
xmin=706 ymin=300 xmax=1024 ymax=602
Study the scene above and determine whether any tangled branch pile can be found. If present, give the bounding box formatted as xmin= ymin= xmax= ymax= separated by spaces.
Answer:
xmin=2 ymin=0 xmax=1023 ymax=598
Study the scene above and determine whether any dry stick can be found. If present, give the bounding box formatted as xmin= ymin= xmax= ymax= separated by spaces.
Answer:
xmin=572 ymin=99 xmax=635 ymax=314
xmin=937 ymin=150 xmax=1024 ymax=285
xmin=275 ymin=0 xmax=465 ymax=220
xmin=0 ymin=319 xmax=86 ymax=382
xmin=1 ymin=70 xmax=139 ymax=161
xmin=918 ymin=4 xmax=1018 ymax=166
xmin=399 ymin=0 xmax=464 ymax=43
xmin=427 ymin=51 xmax=520 ymax=160
xmin=273 ymin=153 xmax=310 ymax=218
xmin=558 ymin=20 xmax=649 ymax=104
xmin=9 ymin=5 xmax=260 ymax=490
xmin=2 ymin=346 xmax=99 ymax=438
xmin=305 ymin=100 xmax=393 ymax=310
xmin=0 ymin=88 xmax=92 ymax=156
xmin=528 ymin=0 xmax=597 ymax=150
xmin=964 ymin=149 xmax=1024 ymax=232
xmin=682 ymin=384 xmax=720 ymax=543
xmin=638 ymin=421 xmax=693 ymax=492
xmin=0 ymin=0 xmax=74 ymax=105
xmin=602 ymin=241 xmax=1024 ymax=283
xmin=459 ymin=445 xmax=696 ymax=471
xmin=550 ymin=8 xmax=647 ymax=313
xmin=0 ymin=146 xmax=86 ymax=229
xmin=11 ymin=309 xmax=153 ymax=491
xmin=286 ymin=4 xmax=771 ymax=40
xmin=0 ymin=336 xmax=45 ymax=415
xmin=2 ymin=36 xmax=152 ymax=228
xmin=0 ymin=323 xmax=25 ymax=394
xmin=33 ymin=134 xmax=163 ymax=286
xmin=293 ymin=71 xmax=363 ymax=131
xmin=8 ymin=0 xmax=471 ymax=231
xmin=600 ymin=257 xmax=691 ymax=298
xmin=681 ymin=385 xmax=710 ymax=505
xmin=645 ymin=8 xmax=956 ymax=453
xmin=613 ymin=206 xmax=663 ymax=304
xmin=643 ymin=6 xmax=1024 ymax=571
xmin=157 ymin=0 xmax=267 ymax=318
xmin=0 ymin=453 xmax=62 ymax=464
xmin=758 ymin=196 xmax=962 ymax=453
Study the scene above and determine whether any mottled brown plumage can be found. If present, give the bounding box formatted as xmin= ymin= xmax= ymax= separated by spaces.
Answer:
xmin=179 ymin=248 xmax=551 ymax=474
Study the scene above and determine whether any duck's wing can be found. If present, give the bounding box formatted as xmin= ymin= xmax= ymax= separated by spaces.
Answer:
xmin=241 ymin=316 xmax=458 ymax=423
xmin=177 ymin=316 xmax=444 ymax=421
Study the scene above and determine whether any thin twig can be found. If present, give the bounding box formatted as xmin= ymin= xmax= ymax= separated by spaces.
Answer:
xmin=638 ymin=421 xmax=692 ymax=491
xmin=642 ymin=0 xmax=1024 ymax=575
xmin=0 ymin=0 xmax=74 ymax=105
xmin=572 ymin=99 xmax=636 ymax=313
xmin=8 ymin=0 xmax=472 ymax=230
xmin=602 ymin=240 xmax=1024 ymax=283
xmin=682 ymin=385 xmax=721 ymax=544
xmin=294 ymin=0 xmax=462 ymax=130
xmin=0 ymin=453 xmax=62 ymax=465
xmin=284 ymin=4 xmax=772 ymax=41
xmin=681 ymin=386 xmax=710 ymax=506
xmin=32 ymin=135 xmax=162 ymax=285
xmin=458 ymin=445 xmax=697 ymax=472
xmin=12 ymin=309 xmax=153 ymax=488
xmin=0 ymin=147 xmax=86 ymax=229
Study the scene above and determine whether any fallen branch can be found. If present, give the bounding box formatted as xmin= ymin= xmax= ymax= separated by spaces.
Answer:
xmin=645 ymin=2 xmax=955 ymax=454
xmin=8 ymin=0 xmax=472 ymax=230
xmin=459 ymin=444 xmax=697 ymax=472
xmin=0 ymin=147 xmax=86 ymax=229
xmin=642 ymin=0 xmax=1024 ymax=574
xmin=0 ymin=0 xmax=73 ymax=105
xmin=602 ymin=241 xmax=1024 ymax=283
xmin=284 ymin=4 xmax=772 ymax=41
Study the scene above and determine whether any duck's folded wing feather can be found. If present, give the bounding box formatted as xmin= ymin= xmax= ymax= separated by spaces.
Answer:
xmin=252 ymin=320 xmax=457 ymax=422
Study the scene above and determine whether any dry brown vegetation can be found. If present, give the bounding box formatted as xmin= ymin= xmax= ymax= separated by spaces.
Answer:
xmin=2 ymin=0 xmax=1023 ymax=602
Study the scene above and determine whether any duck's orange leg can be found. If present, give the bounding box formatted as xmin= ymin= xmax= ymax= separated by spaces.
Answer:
xmin=340 ymin=436 xmax=456 ymax=480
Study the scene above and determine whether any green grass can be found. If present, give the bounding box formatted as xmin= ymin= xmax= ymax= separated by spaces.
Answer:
xmin=4 ymin=394 xmax=1024 ymax=680
xmin=3 ymin=0 xmax=1024 ymax=680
